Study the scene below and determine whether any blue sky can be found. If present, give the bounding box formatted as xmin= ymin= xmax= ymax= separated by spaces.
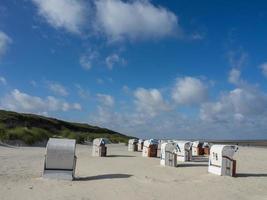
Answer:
xmin=1 ymin=0 xmax=267 ymax=139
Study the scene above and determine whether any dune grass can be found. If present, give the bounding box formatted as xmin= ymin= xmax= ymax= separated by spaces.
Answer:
xmin=0 ymin=110 xmax=132 ymax=145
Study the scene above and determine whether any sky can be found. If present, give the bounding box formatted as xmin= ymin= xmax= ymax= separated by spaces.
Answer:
xmin=1 ymin=0 xmax=267 ymax=140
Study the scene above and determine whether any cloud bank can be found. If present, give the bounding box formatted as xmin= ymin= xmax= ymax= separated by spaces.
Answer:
xmin=0 ymin=89 xmax=81 ymax=114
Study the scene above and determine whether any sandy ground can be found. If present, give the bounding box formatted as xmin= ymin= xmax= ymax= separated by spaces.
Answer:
xmin=0 ymin=144 xmax=267 ymax=200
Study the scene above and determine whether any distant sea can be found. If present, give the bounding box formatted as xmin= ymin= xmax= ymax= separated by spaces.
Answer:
xmin=205 ymin=140 xmax=267 ymax=147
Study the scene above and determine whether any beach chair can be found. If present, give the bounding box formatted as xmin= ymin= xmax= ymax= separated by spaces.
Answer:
xmin=43 ymin=138 xmax=77 ymax=180
xmin=192 ymin=141 xmax=204 ymax=156
xmin=142 ymin=139 xmax=158 ymax=157
xmin=208 ymin=145 xmax=238 ymax=177
xmin=128 ymin=139 xmax=138 ymax=151
xmin=203 ymin=142 xmax=211 ymax=155
xmin=137 ymin=139 xmax=144 ymax=151
xmin=92 ymin=138 xmax=109 ymax=157
xmin=160 ymin=142 xmax=177 ymax=167
xmin=174 ymin=141 xmax=193 ymax=162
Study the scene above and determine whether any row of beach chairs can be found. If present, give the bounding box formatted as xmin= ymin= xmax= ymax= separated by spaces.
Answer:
xmin=128 ymin=139 xmax=238 ymax=177
xmin=43 ymin=138 xmax=238 ymax=181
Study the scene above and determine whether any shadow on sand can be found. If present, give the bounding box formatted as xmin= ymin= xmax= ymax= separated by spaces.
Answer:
xmin=236 ymin=173 xmax=267 ymax=178
xmin=107 ymin=155 xmax=136 ymax=158
xmin=74 ymin=174 xmax=133 ymax=181
xmin=178 ymin=163 xmax=208 ymax=167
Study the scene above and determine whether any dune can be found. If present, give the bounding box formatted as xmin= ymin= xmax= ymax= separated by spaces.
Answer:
xmin=0 ymin=144 xmax=267 ymax=200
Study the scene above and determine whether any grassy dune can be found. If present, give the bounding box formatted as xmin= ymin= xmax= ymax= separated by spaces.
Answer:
xmin=0 ymin=110 xmax=132 ymax=145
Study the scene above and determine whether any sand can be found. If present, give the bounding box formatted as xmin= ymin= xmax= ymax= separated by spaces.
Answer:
xmin=0 ymin=144 xmax=267 ymax=200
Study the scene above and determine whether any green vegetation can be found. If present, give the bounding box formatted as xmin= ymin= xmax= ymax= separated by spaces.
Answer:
xmin=0 ymin=110 xmax=132 ymax=145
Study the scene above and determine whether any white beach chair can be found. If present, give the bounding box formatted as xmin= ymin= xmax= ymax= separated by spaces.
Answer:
xmin=92 ymin=138 xmax=109 ymax=157
xmin=208 ymin=145 xmax=238 ymax=177
xmin=137 ymin=139 xmax=144 ymax=151
xmin=174 ymin=141 xmax=193 ymax=162
xmin=192 ymin=141 xmax=204 ymax=156
xmin=43 ymin=138 xmax=77 ymax=180
xmin=128 ymin=139 xmax=138 ymax=151
xmin=160 ymin=142 xmax=177 ymax=167
xmin=142 ymin=139 xmax=158 ymax=157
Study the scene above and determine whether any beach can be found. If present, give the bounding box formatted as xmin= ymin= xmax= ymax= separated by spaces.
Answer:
xmin=0 ymin=144 xmax=267 ymax=200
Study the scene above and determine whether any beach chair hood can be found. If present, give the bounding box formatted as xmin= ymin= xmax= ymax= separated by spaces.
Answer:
xmin=93 ymin=138 xmax=110 ymax=146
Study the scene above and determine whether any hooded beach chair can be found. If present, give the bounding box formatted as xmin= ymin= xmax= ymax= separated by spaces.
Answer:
xmin=137 ymin=139 xmax=144 ymax=151
xmin=160 ymin=142 xmax=178 ymax=167
xmin=174 ymin=141 xmax=193 ymax=162
xmin=192 ymin=141 xmax=204 ymax=156
xmin=43 ymin=138 xmax=77 ymax=180
xmin=142 ymin=139 xmax=158 ymax=157
xmin=92 ymin=138 xmax=109 ymax=157
xmin=208 ymin=145 xmax=238 ymax=177
xmin=203 ymin=142 xmax=211 ymax=155
xmin=128 ymin=139 xmax=138 ymax=151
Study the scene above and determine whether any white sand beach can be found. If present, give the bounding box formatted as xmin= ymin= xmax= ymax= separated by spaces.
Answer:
xmin=0 ymin=144 xmax=267 ymax=200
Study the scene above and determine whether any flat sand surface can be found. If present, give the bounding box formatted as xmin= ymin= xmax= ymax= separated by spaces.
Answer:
xmin=0 ymin=144 xmax=267 ymax=200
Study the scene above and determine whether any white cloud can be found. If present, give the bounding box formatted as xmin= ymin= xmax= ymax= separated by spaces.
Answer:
xmin=260 ymin=62 xmax=267 ymax=78
xmin=90 ymin=96 xmax=267 ymax=140
xmin=105 ymin=53 xmax=126 ymax=70
xmin=0 ymin=31 xmax=12 ymax=59
xmin=203 ymin=52 xmax=267 ymax=135
xmin=228 ymin=68 xmax=241 ymax=84
xmin=94 ymin=0 xmax=180 ymax=41
xmin=89 ymin=79 xmax=267 ymax=139
xmin=0 ymin=76 xmax=7 ymax=85
xmin=48 ymin=82 xmax=68 ymax=96
xmin=134 ymin=88 xmax=170 ymax=117
xmin=172 ymin=77 xmax=208 ymax=105
xmin=200 ymin=87 xmax=267 ymax=122
xmin=91 ymin=88 xmax=172 ymax=135
xmin=89 ymin=104 xmax=204 ymax=139
xmin=97 ymin=93 xmax=115 ymax=107
xmin=31 ymin=0 xmax=184 ymax=42
xmin=79 ymin=51 xmax=98 ymax=70
xmin=31 ymin=0 xmax=87 ymax=34
xmin=0 ymin=89 xmax=81 ymax=114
